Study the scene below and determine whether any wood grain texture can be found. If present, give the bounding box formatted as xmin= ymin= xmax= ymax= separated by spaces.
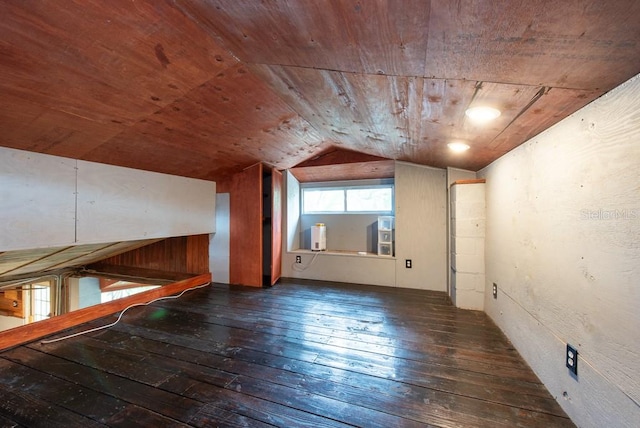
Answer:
xmin=174 ymin=0 xmax=432 ymax=76
xmin=452 ymin=179 xmax=487 ymax=186
xmin=290 ymin=160 xmax=395 ymax=183
xmin=0 ymin=290 xmax=23 ymax=318
xmin=0 ymin=273 xmax=211 ymax=351
xmin=229 ymin=163 xmax=263 ymax=287
xmin=0 ymin=239 xmax=162 ymax=280
xmin=186 ymin=234 xmax=210 ymax=275
xmin=294 ymin=148 xmax=390 ymax=168
xmin=0 ymin=280 xmax=575 ymax=426
xmin=270 ymin=169 xmax=283 ymax=285
xmin=425 ymin=0 xmax=640 ymax=89
xmin=1 ymin=1 xmax=638 ymax=181
xmin=81 ymin=63 xmax=324 ymax=180
xmin=89 ymin=235 xmax=210 ymax=275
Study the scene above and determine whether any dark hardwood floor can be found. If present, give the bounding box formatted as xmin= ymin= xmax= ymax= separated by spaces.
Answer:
xmin=0 ymin=280 xmax=575 ymax=427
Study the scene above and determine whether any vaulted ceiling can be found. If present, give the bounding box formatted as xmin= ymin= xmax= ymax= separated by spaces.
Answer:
xmin=1 ymin=1 xmax=639 ymax=182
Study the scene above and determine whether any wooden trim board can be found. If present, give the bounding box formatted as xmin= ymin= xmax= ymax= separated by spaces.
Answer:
xmin=451 ymin=179 xmax=486 ymax=186
xmin=0 ymin=273 xmax=211 ymax=351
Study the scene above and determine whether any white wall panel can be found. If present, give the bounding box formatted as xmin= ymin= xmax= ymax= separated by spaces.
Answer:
xmin=0 ymin=147 xmax=76 ymax=251
xmin=301 ymin=213 xmax=379 ymax=252
xmin=451 ymin=183 xmax=485 ymax=310
xmin=209 ymin=193 xmax=230 ymax=284
xmin=394 ymin=162 xmax=447 ymax=290
xmin=285 ymin=171 xmax=300 ymax=252
xmin=481 ymin=73 xmax=640 ymax=427
xmin=285 ymin=252 xmax=396 ymax=287
xmin=446 ymin=167 xmax=476 ymax=298
xmin=76 ymin=161 xmax=216 ymax=244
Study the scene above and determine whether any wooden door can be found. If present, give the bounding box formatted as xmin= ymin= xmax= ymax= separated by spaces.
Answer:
xmin=270 ymin=168 xmax=283 ymax=285
xmin=229 ymin=163 xmax=262 ymax=287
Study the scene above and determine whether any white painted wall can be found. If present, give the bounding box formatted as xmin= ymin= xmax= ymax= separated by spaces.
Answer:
xmin=0 ymin=147 xmax=216 ymax=251
xmin=284 ymin=251 xmax=397 ymax=286
xmin=450 ymin=183 xmax=485 ymax=310
xmin=480 ymin=74 xmax=640 ymax=427
xmin=446 ymin=167 xmax=477 ymax=299
xmin=76 ymin=160 xmax=216 ymax=244
xmin=301 ymin=213 xmax=380 ymax=253
xmin=394 ymin=162 xmax=447 ymax=290
xmin=281 ymin=171 xmax=397 ymax=286
xmin=209 ymin=193 xmax=230 ymax=284
xmin=285 ymin=170 xmax=301 ymax=252
xmin=68 ymin=277 xmax=102 ymax=311
xmin=0 ymin=314 xmax=24 ymax=331
xmin=281 ymin=162 xmax=447 ymax=290
xmin=0 ymin=148 xmax=76 ymax=251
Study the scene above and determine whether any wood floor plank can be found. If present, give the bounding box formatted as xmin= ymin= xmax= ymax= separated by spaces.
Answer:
xmin=0 ymin=279 xmax=575 ymax=427
xmin=0 ymin=357 xmax=126 ymax=423
xmin=104 ymin=406 xmax=192 ymax=428
xmin=111 ymin=303 xmax=552 ymax=401
xmin=92 ymin=313 xmax=567 ymax=420
xmin=72 ymin=329 xmax=480 ymax=426
xmin=0 ymin=413 xmax=27 ymax=428
xmin=2 ymin=346 xmax=205 ymax=424
xmin=0 ymin=384 xmax=108 ymax=428
xmin=152 ymin=298 xmax=533 ymax=374
xmin=159 ymin=291 xmax=512 ymax=346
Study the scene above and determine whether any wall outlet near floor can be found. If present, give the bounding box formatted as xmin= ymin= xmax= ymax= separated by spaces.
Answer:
xmin=566 ymin=344 xmax=578 ymax=375
xmin=492 ymin=283 xmax=498 ymax=299
xmin=405 ymin=259 xmax=412 ymax=268
xmin=295 ymin=255 xmax=302 ymax=264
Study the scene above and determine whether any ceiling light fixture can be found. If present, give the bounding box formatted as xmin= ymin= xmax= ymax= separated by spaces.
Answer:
xmin=465 ymin=106 xmax=501 ymax=123
xmin=447 ymin=142 xmax=470 ymax=153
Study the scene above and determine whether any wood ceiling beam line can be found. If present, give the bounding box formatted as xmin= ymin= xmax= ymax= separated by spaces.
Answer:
xmin=489 ymin=86 xmax=549 ymax=143
xmin=466 ymin=81 xmax=485 ymax=109
xmin=0 ymin=272 xmax=68 ymax=290
xmin=39 ymin=242 xmax=122 ymax=272
xmin=248 ymin=62 xmax=592 ymax=93
xmin=0 ymin=247 xmax=75 ymax=277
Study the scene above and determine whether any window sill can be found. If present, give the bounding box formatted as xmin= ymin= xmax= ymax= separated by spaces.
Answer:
xmin=289 ymin=249 xmax=395 ymax=260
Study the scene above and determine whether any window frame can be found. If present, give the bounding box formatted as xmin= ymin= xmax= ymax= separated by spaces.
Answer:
xmin=301 ymin=179 xmax=395 ymax=215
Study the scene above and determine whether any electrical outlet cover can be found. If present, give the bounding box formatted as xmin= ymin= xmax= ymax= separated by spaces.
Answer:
xmin=566 ymin=344 xmax=578 ymax=375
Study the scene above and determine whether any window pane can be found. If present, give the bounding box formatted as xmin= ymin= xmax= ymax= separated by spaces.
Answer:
xmin=32 ymin=285 xmax=51 ymax=321
xmin=346 ymin=188 xmax=393 ymax=212
xmin=303 ymin=189 xmax=344 ymax=212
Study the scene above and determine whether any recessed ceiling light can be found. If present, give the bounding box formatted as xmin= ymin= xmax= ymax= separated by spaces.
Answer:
xmin=447 ymin=142 xmax=470 ymax=153
xmin=465 ymin=106 xmax=501 ymax=123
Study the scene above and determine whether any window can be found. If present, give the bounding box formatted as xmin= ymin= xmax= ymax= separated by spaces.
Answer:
xmin=302 ymin=181 xmax=394 ymax=214
xmin=28 ymin=281 xmax=53 ymax=323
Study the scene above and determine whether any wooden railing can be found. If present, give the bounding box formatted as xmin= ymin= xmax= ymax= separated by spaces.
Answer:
xmin=0 ymin=273 xmax=211 ymax=351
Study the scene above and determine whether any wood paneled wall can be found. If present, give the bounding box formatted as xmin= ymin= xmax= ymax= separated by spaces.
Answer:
xmin=229 ymin=163 xmax=263 ymax=286
xmin=89 ymin=235 xmax=210 ymax=275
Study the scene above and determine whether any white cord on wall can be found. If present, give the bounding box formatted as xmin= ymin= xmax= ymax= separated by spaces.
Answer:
xmin=40 ymin=282 xmax=211 ymax=345
xmin=291 ymin=251 xmax=321 ymax=272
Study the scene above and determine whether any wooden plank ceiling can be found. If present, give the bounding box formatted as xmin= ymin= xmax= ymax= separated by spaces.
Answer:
xmin=0 ymin=0 xmax=638 ymax=181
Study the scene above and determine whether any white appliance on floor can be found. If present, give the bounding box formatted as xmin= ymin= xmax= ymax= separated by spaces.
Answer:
xmin=311 ymin=223 xmax=326 ymax=251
